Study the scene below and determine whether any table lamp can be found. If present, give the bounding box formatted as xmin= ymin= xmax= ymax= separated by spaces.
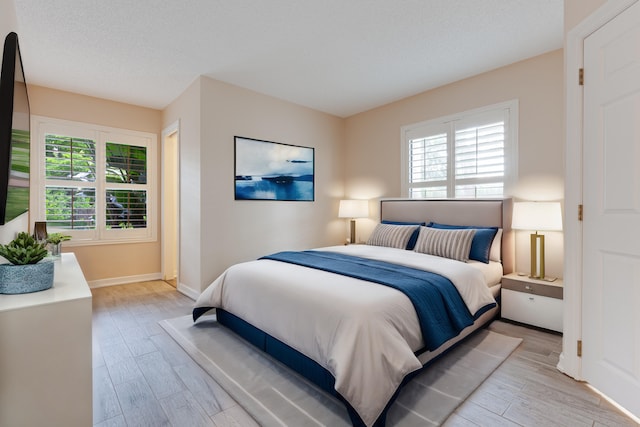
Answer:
xmin=512 ymin=201 xmax=563 ymax=281
xmin=338 ymin=200 xmax=369 ymax=244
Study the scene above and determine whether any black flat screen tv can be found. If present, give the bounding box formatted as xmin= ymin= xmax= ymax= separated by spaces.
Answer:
xmin=0 ymin=32 xmax=30 ymax=225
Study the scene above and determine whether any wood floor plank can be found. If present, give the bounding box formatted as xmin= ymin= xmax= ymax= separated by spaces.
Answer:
xmin=453 ymin=401 xmax=522 ymax=427
xmin=111 ymin=308 xmax=139 ymax=333
xmin=113 ymin=376 xmax=158 ymax=414
xmin=173 ymin=362 xmax=237 ymax=416
xmin=94 ymin=312 xmax=122 ymax=342
xmin=94 ymin=414 xmax=127 ymax=427
xmin=106 ymin=357 xmax=144 ymax=386
xmin=136 ymin=351 xmax=187 ymax=400
xmin=93 ymin=365 xmax=122 ymax=424
xmin=121 ymin=402 xmax=172 ymax=427
xmin=473 ymin=375 xmax=524 ymax=401
xmin=520 ymin=378 xmax=601 ymax=409
xmin=503 ymin=398 xmax=593 ymax=427
xmin=442 ymin=412 xmax=480 ymax=426
xmin=159 ymin=390 xmax=214 ymax=427
xmin=466 ymin=386 xmax=511 ymax=416
xmin=93 ymin=334 xmax=106 ymax=369
xmin=101 ymin=335 xmax=135 ymax=367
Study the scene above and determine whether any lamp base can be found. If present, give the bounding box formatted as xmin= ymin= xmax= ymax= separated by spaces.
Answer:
xmin=530 ymin=232 xmax=545 ymax=280
xmin=349 ymin=219 xmax=356 ymax=245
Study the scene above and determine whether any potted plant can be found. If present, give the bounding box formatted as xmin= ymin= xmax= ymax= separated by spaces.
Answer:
xmin=0 ymin=232 xmax=53 ymax=294
xmin=46 ymin=232 xmax=71 ymax=256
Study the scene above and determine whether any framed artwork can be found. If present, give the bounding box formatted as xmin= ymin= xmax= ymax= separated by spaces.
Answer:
xmin=234 ymin=136 xmax=315 ymax=201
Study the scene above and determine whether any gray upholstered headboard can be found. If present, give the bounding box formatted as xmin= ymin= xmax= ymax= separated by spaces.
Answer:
xmin=380 ymin=198 xmax=514 ymax=274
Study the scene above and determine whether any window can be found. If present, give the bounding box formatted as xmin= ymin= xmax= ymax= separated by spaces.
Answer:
xmin=33 ymin=117 xmax=157 ymax=244
xmin=401 ymin=100 xmax=518 ymax=199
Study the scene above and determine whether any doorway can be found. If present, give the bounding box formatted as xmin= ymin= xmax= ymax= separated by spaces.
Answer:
xmin=162 ymin=121 xmax=180 ymax=287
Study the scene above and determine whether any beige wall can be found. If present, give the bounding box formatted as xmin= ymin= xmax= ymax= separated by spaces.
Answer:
xmin=28 ymin=85 xmax=163 ymax=282
xmin=164 ymin=76 xmax=345 ymax=294
xmin=344 ymin=49 xmax=565 ymax=278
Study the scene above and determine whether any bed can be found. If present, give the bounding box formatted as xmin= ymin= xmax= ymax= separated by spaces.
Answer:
xmin=193 ymin=198 xmax=514 ymax=426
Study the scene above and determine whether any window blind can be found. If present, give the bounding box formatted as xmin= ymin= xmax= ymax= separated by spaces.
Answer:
xmin=454 ymin=121 xmax=504 ymax=181
xmin=45 ymin=135 xmax=96 ymax=182
xmin=45 ymin=134 xmax=97 ymax=229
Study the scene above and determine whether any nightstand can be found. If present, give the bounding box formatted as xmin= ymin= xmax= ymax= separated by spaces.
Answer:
xmin=501 ymin=273 xmax=563 ymax=333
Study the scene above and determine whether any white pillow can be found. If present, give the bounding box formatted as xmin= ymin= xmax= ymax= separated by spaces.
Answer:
xmin=413 ymin=227 xmax=476 ymax=262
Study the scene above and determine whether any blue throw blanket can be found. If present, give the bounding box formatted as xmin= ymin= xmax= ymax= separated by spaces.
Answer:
xmin=261 ymin=250 xmax=495 ymax=351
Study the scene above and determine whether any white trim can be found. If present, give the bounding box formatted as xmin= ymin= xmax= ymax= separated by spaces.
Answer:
xmin=30 ymin=115 xmax=158 ymax=244
xmin=88 ymin=272 xmax=163 ymax=289
xmin=561 ymin=0 xmax=638 ymax=380
xmin=177 ymin=282 xmax=199 ymax=300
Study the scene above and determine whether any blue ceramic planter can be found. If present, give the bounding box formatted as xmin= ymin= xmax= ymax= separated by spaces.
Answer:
xmin=0 ymin=260 xmax=55 ymax=294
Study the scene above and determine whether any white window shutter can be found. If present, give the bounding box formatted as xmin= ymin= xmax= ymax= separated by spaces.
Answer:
xmin=402 ymin=101 xmax=516 ymax=199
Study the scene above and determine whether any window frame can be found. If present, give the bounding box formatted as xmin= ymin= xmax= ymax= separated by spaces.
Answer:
xmin=31 ymin=116 xmax=157 ymax=246
xmin=400 ymin=100 xmax=518 ymax=199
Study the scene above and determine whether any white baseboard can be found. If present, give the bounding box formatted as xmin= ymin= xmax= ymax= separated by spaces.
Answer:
xmin=177 ymin=283 xmax=199 ymax=300
xmin=88 ymin=273 xmax=201 ymax=301
xmin=88 ymin=272 xmax=163 ymax=289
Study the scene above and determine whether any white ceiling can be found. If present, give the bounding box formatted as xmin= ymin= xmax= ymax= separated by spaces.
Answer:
xmin=13 ymin=0 xmax=563 ymax=118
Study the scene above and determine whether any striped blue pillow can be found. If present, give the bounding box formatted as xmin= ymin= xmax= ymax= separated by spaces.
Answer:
xmin=427 ymin=222 xmax=498 ymax=264
xmin=381 ymin=220 xmax=426 ymax=250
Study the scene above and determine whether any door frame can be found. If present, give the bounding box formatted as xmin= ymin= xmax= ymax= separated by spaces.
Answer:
xmin=161 ymin=120 xmax=180 ymax=285
xmin=561 ymin=0 xmax=638 ymax=380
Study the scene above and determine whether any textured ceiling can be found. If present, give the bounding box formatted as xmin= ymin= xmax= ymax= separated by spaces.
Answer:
xmin=13 ymin=0 xmax=563 ymax=117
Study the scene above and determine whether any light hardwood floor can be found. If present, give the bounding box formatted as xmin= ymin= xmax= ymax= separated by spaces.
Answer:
xmin=92 ymin=281 xmax=638 ymax=427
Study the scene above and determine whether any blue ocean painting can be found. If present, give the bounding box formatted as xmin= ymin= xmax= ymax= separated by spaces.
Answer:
xmin=234 ymin=137 xmax=314 ymax=201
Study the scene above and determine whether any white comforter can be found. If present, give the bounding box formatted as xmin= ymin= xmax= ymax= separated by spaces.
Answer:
xmin=193 ymin=245 xmax=496 ymax=426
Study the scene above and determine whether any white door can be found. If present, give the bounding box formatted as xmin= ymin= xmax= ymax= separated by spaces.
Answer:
xmin=583 ymin=1 xmax=640 ymax=417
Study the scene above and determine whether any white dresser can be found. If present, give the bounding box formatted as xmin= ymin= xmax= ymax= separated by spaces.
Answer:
xmin=0 ymin=253 xmax=92 ymax=426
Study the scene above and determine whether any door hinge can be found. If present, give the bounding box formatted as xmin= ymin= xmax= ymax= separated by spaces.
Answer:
xmin=579 ymin=68 xmax=584 ymax=86
xmin=577 ymin=340 xmax=583 ymax=357
xmin=578 ymin=204 xmax=583 ymax=221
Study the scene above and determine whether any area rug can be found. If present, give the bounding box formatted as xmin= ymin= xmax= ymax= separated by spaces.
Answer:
xmin=160 ymin=314 xmax=522 ymax=426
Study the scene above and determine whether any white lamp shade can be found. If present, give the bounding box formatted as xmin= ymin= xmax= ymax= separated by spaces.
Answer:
xmin=338 ymin=200 xmax=369 ymax=219
xmin=512 ymin=202 xmax=563 ymax=231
